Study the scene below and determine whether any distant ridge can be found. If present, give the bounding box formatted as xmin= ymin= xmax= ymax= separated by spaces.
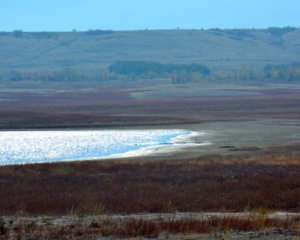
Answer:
xmin=0 ymin=27 xmax=300 ymax=73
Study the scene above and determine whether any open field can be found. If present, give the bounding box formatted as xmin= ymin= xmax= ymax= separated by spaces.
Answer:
xmin=1 ymin=82 xmax=300 ymax=129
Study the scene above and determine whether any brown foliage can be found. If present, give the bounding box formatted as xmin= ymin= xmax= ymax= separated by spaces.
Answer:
xmin=0 ymin=216 xmax=297 ymax=239
xmin=1 ymin=152 xmax=300 ymax=215
xmin=1 ymin=88 xmax=300 ymax=128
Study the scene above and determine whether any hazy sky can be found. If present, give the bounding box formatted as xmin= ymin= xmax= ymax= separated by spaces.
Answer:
xmin=1 ymin=0 xmax=299 ymax=31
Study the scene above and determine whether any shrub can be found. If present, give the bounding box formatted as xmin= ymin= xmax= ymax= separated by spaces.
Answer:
xmin=0 ymin=218 xmax=7 ymax=235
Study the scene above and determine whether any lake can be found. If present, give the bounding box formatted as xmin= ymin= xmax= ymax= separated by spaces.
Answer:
xmin=0 ymin=129 xmax=205 ymax=165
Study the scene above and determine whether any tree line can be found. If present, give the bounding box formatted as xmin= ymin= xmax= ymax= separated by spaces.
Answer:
xmin=214 ymin=63 xmax=300 ymax=82
xmin=5 ymin=69 xmax=121 ymax=82
xmin=108 ymin=61 xmax=210 ymax=84
xmin=109 ymin=61 xmax=210 ymax=76
xmin=264 ymin=63 xmax=300 ymax=82
xmin=2 ymin=62 xmax=300 ymax=84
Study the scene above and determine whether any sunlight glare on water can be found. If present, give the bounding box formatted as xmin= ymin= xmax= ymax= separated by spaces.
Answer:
xmin=0 ymin=130 xmax=191 ymax=165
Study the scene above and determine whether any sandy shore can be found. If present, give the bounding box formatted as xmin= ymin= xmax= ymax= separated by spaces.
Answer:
xmin=106 ymin=130 xmax=212 ymax=159
xmin=98 ymin=119 xmax=300 ymax=161
xmin=1 ymin=119 xmax=300 ymax=166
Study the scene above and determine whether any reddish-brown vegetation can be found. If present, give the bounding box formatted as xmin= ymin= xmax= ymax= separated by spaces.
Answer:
xmin=106 ymin=217 xmax=295 ymax=238
xmin=1 ymin=88 xmax=300 ymax=128
xmin=1 ymin=150 xmax=300 ymax=215
xmin=0 ymin=215 xmax=298 ymax=239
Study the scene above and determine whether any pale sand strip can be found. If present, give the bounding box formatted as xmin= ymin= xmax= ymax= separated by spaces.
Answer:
xmin=105 ymin=130 xmax=212 ymax=159
xmin=2 ymin=212 xmax=299 ymax=226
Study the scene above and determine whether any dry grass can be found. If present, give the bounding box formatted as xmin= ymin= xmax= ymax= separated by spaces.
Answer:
xmin=0 ymin=215 xmax=298 ymax=239
xmin=1 ymin=149 xmax=300 ymax=215
xmin=1 ymin=87 xmax=300 ymax=129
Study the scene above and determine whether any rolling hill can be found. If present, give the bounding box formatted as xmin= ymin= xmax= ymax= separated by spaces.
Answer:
xmin=0 ymin=28 xmax=300 ymax=74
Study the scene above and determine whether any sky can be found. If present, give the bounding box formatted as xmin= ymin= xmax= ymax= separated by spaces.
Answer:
xmin=0 ymin=0 xmax=299 ymax=31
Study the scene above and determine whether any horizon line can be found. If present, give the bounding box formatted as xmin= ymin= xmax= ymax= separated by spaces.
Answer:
xmin=1 ymin=26 xmax=299 ymax=33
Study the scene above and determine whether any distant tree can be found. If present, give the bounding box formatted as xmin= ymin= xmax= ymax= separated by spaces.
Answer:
xmin=9 ymin=70 xmax=24 ymax=81
xmin=266 ymin=27 xmax=297 ymax=39
xmin=171 ymin=71 xmax=192 ymax=84
xmin=7 ymin=68 xmax=84 ymax=82
xmin=30 ymin=32 xmax=53 ymax=39
xmin=50 ymin=69 xmax=82 ymax=82
xmin=13 ymin=30 xmax=23 ymax=38
xmin=85 ymin=30 xmax=113 ymax=36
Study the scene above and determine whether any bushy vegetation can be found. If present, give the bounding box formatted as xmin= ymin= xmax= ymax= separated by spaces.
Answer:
xmin=5 ymin=62 xmax=300 ymax=84
xmin=3 ymin=61 xmax=211 ymax=84
xmin=84 ymin=29 xmax=114 ymax=35
xmin=13 ymin=30 xmax=23 ymax=38
xmin=7 ymin=69 xmax=123 ymax=82
xmin=1 ymin=148 xmax=300 ymax=215
xmin=215 ymin=63 xmax=300 ymax=82
xmin=9 ymin=69 xmax=82 ymax=82
xmin=267 ymin=26 xmax=297 ymax=37
xmin=1 ymin=150 xmax=300 ymax=237
xmin=108 ymin=61 xmax=210 ymax=83
xmin=109 ymin=61 xmax=210 ymax=76
xmin=0 ymin=218 xmax=7 ymax=236
xmin=264 ymin=63 xmax=300 ymax=82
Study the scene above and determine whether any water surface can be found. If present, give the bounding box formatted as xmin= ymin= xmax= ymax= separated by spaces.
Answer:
xmin=0 ymin=129 xmax=193 ymax=165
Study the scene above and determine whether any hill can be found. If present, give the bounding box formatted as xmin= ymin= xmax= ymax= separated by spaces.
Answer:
xmin=0 ymin=28 xmax=300 ymax=75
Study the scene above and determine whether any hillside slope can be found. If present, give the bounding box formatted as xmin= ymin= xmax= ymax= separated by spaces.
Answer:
xmin=0 ymin=28 xmax=300 ymax=73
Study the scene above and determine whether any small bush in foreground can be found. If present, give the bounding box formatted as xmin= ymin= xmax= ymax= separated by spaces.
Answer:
xmin=0 ymin=218 xmax=7 ymax=236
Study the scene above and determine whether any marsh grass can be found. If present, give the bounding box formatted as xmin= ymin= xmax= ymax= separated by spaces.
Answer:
xmin=68 ymin=201 xmax=106 ymax=217
xmin=51 ymin=165 xmax=75 ymax=176
xmin=250 ymin=208 xmax=277 ymax=216
xmin=0 ymin=215 xmax=297 ymax=239
xmin=1 ymin=148 xmax=300 ymax=215
xmin=106 ymin=216 xmax=296 ymax=238
xmin=0 ymin=166 xmax=300 ymax=215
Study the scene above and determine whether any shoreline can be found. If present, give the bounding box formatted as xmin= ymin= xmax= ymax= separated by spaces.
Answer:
xmin=1 ymin=119 xmax=300 ymax=167
xmin=0 ymin=129 xmax=210 ymax=166
xmin=105 ymin=130 xmax=211 ymax=159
